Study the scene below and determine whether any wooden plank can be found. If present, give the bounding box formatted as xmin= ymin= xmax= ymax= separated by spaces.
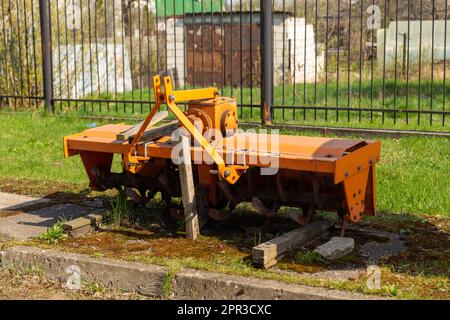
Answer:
xmin=67 ymin=224 xmax=93 ymax=238
xmin=135 ymin=121 xmax=178 ymax=143
xmin=178 ymin=135 xmax=200 ymax=240
xmin=252 ymin=219 xmax=333 ymax=269
xmin=63 ymin=216 xmax=92 ymax=231
xmin=116 ymin=111 xmax=169 ymax=141
xmin=62 ymin=210 xmax=106 ymax=238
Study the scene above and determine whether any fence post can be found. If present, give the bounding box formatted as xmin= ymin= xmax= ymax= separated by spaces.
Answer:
xmin=260 ymin=0 xmax=273 ymax=125
xmin=402 ymin=33 xmax=407 ymax=77
xmin=39 ymin=0 xmax=54 ymax=112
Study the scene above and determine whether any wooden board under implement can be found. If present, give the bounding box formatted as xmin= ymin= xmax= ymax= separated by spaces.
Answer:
xmin=134 ymin=120 xmax=179 ymax=143
xmin=252 ymin=219 xmax=333 ymax=269
xmin=116 ymin=111 xmax=169 ymax=141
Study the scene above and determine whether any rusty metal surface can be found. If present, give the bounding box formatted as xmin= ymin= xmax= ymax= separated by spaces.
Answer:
xmin=186 ymin=24 xmax=260 ymax=87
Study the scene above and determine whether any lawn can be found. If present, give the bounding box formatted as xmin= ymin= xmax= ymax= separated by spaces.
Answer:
xmin=53 ymin=78 xmax=450 ymax=132
xmin=5 ymin=79 xmax=450 ymax=132
xmin=0 ymin=111 xmax=448 ymax=216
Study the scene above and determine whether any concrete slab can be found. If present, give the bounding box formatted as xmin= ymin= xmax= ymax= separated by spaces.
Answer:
xmin=0 ymin=246 xmax=384 ymax=300
xmin=361 ymin=239 xmax=407 ymax=264
xmin=0 ymin=192 xmax=50 ymax=210
xmin=0 ymin=204 xmax=93 ymax=240
xmin=314 ymin=237 xmax=355 ymax=260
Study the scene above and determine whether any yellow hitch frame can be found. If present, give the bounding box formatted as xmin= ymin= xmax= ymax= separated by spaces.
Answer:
xmin=123 ymin=75 xmax=247 ymax=184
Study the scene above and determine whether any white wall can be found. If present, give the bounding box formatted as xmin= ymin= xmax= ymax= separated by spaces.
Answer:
xmin=273 ymin=17 xmax=323 ymax=84
xmin=166 ymin=18 xmax=186 ymax=88
xmin=377 ymin=20 xmax=450 ymax=69
xmin=52 ymin=43 xmax=133 ymax=99
xmin=53 ymin=0 xmax=133 ymax=98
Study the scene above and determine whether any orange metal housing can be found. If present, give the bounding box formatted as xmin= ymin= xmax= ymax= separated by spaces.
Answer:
xmin=64 ymin=75 xmax=380 ymax=225
xmin=64 ymin=122 xmax=380 ymax=224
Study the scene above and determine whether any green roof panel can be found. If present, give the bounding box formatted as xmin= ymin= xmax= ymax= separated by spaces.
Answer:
xmin=156 ymin=0 xmax=223 ymax=17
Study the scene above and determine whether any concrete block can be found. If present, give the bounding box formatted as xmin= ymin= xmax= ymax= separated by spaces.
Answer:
xmin=314 ymin=237 xmax=355 ymax=260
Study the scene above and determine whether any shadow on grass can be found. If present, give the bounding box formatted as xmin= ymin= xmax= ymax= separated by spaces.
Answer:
xmin=365 ymin=210 xmax=450 ymax=279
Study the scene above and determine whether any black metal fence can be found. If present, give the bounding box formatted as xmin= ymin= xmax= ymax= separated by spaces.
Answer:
xmin=0 ymin=0 xmax=449 ymax=130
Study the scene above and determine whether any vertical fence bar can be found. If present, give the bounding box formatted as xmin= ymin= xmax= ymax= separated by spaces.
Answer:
xmin=394 ymin=0 xmax=399 ymax=125
xmin=22 ymin=0 xmax=32 ymax=109
xmin=250 ymin=0 xmax=253 ymax=118
xmin=104 ymin=0 xmax=110 ymax=112
xmin=281 ymin=0 xmax=285 ymax=120
xmin=0 ymin=0 xmax=10 ymax=108
xmin=71 ymin=0 xmax=78 ymax=111
xmin=239 ymin=0 xmax=243 ymax=116
xmin=31 ymin=0 xmax=40 ymax=105
xmin=220 ymin=0 xmax=224 ymax=94
xmin=369 ymin=0 xmax=374 ymax=123
xmin=381 ymin=0 xmax=387 ymax=124
xmin=260 ymin=0 xmax=272 ymax=125
xmin=292 ymin=0 xmax=297 ymax=120
xmin=336 ymin=0 xmax=340 ymax=122
xmin=14 ymin=0 xmax=24 ymax=108
xmin=230 ymin=0 xmax=233 ymax=95
xmin=406 ymin=0 xmax=410 ymax=125
xmin=80 ymin=0 xmax=86 ymax=111
xmin=211 ymin=0 xmax=214 ymax=88
xmin=314 ymin=0 xmax=318 ymax=120
xmin=430 ymin=0 xmax=435 ymax=126
xmin=325 ymin=0 xmax=329 ymax=121
xmin=444 ymin=0 xmax=448 ymax=126
xmin=418 ymin=0 xmax=423 ymax=125
xmin=358 ymin=0 xmax=363 ymax=122
xmin=303 ymin=0 xmax=307 ymax=120
xmin=346 ymin=0 xmax=351 ymax=122
xmin=39 ymin=0 xmax=53 ymax=112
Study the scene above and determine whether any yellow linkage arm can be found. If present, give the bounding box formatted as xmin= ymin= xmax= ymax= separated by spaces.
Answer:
xmin=124 ymin=75 xmax=246 ymax=185
xmin=162 ymin=75 xmax=246 ymax=185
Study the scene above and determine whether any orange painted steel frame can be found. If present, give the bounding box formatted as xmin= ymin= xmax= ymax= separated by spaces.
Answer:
xmin=124 ymin=75 xmax=247 ymax=185
xmin=63 ymin=75 xmax=381 ymax=224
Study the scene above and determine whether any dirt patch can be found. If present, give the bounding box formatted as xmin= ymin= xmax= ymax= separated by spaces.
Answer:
xmin=0 ymin=178 xmax=114 ymax=212
xmin=0 ymin=210 xmax=21 ymax=218
xmin=62 ymin=228 xmax=247 ymax=263
xmin=0 ymin=177 xmax=83 ymax=198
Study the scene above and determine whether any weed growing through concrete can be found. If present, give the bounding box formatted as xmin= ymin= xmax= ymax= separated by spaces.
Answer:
xmin=39 ymin=218 xmax=67 ymax=244
xmin=163 ymin=262 xmax=180 ymax=299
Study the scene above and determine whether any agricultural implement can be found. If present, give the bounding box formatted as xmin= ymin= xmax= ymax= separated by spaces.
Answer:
xmin=64 ymin=75 xmax=380 ymax=232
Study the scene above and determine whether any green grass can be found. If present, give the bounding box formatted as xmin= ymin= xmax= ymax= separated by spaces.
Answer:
xmin=293 ymin=251 xmax=325 ymax=265
xmin=0 ymin=111 xmax=122 ymax=184
xmin=105 ymin=191 xmax=130 ymax=226
xmin=39 ymin=218 xmax=67 ymax=244
xmin=9 ymin=78 xmax=448 ymax=132
xmin=0 ymin=111 xmax=449 ymax=216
